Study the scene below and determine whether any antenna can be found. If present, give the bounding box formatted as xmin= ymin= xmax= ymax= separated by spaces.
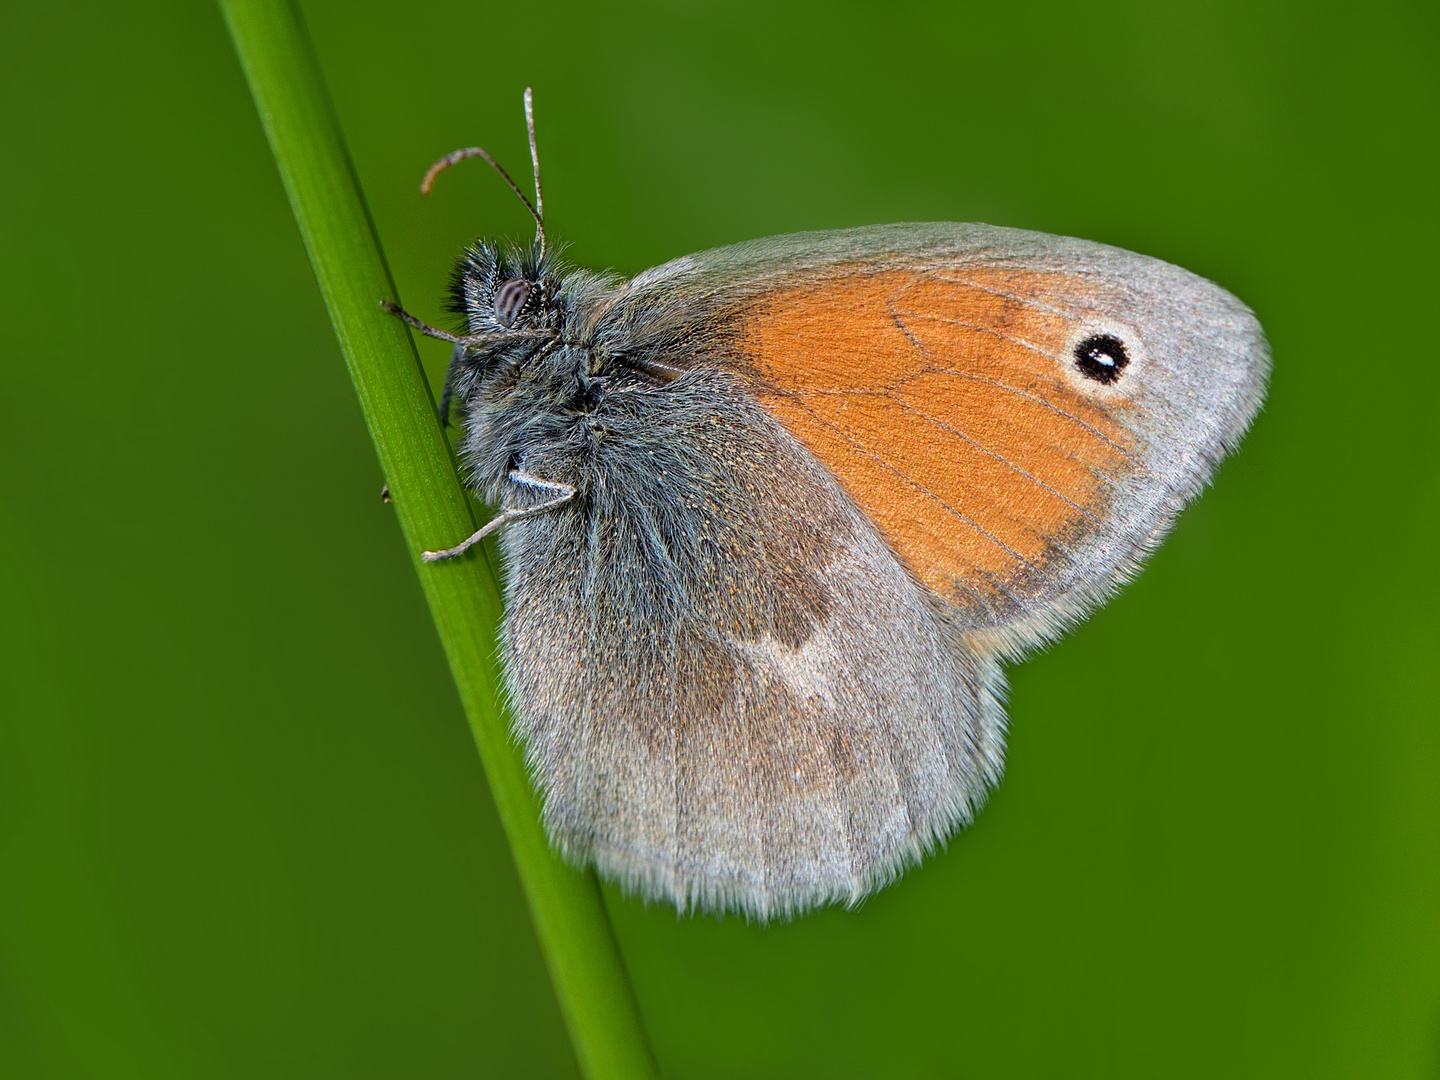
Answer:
xmin=420 ymin=89 xmax=547 ymax=260
xmin=524 ymin=87 xmax=543 ymax=241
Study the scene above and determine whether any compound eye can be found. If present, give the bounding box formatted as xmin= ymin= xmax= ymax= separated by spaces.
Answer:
xmin=493 ymin=277 xmax=532 ymax=328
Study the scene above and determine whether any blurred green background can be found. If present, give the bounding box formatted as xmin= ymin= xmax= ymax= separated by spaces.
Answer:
xmin=2 ymin=0 xmax=1437 ymax=1076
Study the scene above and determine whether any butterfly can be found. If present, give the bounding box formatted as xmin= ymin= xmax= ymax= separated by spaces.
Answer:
xmin=385 ymin=90 xmax=1269 ymax=921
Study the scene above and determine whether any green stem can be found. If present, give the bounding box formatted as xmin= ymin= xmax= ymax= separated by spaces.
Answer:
xmin=218 ymin=3 xmax=657 ymax=1076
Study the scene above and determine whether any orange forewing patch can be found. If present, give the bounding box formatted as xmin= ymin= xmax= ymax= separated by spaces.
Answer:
xmin=740 ymin=269 xmax=1135 ymax=605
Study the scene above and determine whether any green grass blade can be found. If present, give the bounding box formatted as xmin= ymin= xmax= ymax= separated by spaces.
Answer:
xmin=218 ymin=3 xmax=658 ymax=1076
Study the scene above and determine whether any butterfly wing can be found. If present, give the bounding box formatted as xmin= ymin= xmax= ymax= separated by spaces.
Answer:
xmin=501 ymin=223 xmax=1266 ymax=919
xmin=606 ymin=223 xmax=1269 ymax=653
xmin=501 ymin=373 xmax=1006 ymax=919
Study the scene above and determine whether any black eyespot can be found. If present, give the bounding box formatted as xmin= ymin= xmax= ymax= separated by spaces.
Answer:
xmin=1074 ymin=333 xmax=1129 ymax=384
xmin=493 ymin=277 xmax=532 ymax=328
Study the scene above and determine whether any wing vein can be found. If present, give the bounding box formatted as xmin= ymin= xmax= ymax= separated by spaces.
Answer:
xmin=888 ymin=397 xmax=1102 ymax=525
xmin=788 ymin=373 xmax=1135 ymax=464
xmin=923 ymin=271 xmax=1117 ymax=320
xmin=881 ymin=291 xmax=1137 ymax=461
xmin=774 ymin=394 xmax=1042 ymax=580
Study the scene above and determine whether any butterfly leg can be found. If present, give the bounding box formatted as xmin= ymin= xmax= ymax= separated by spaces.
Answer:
xmin=421 ymin=471 xmax=576 ymax=563
xmin=381 ymin=300 xmax=473 ymax=345
xmin=379 ymin=300 xmax=557 ymax=347
xmin=439 ymin=343 xmax=467 ymax=427
xmin=616 ymin=353 xmax=686 ymax=384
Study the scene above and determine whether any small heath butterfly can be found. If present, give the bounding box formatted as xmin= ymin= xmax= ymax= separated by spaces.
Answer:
xmin=385 ymin=90 xmax=1269 ymax=921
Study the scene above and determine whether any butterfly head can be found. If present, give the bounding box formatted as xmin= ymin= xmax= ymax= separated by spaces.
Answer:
xmin=448 ymin=237 xmax=560 ymax=343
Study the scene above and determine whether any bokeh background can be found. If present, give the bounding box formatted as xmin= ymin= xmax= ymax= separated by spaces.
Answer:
xmin=3 ymin=1 xmax=1438 ymax=1076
